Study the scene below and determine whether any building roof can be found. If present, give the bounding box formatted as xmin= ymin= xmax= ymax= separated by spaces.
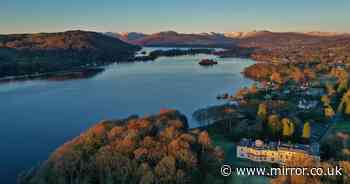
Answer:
xmin=237 ymin=138 xmax=320 ymax=156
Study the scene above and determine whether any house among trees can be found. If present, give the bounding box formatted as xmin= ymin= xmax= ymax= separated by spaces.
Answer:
xmin=330 ymin=60 xmax=346 ymax=69
xmin=300 ymin=82 xmax=311 ymax=90
xmin=236 ymin=139 xmax=320 ymax=165
xmin=305 ymin=88 xmax=325 ymax=97
xmin=297 ymin=99 xmax=318 ymax=110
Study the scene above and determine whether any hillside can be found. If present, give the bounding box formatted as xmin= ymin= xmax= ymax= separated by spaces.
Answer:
xmin=109 ymin=30 xmax=350 ymax=51
xmin=2 ymin=30 xmax=348 ymax=78
xmin=108 ymin=30 xmax=350 ymax=63
xmin=224 ymin=30 xmax=272 ymax=39
xmin=233 ymin=31 xmax=350 ymax=48
xmin=0 ymin=30 xmax=140 ymax=77
xmin=18 ymin=109 xmax=225 ymax=184
xmin=104 ymin=30 xmax=350 ymax=51
xmin=217 ymin=31 xmax=350 ymax=63
xmin=104 ymin=32 xmax=148 ymax=43
xmin=128 ymin=31 xmax=237 ymax=47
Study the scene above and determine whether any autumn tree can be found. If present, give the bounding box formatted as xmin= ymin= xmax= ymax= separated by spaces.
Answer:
xmin=321 ymin=95 xmax=331 ymax=106
xmin=303 ymin=68 xmax=316 ymax=80
xmin=337 ymin=79 xmax=348 ymax=94
xmin=332 ymin=69 xmax=350 ymax=94
xmin=282 ymin=118 xmax=295 ymax=138
xmin=325 ymin=83 xmax=336 ymax=96
xmin=291 ymin=67 xmax=304 ymax=82
xmin=270 ymin=71 xmax=283 ymax=84
xmin=302 ymin=122 xmax=311 ymax=140
xmin=250 ymin=83 xmax=258 ymax=93
xmin=176 ymin=149 xmax=197 ymax=170
xmin=95 ymin=146 xmax=134 ymax=184
xmin=257 ymin=103 xmax=268 ymax=121
xmin=235 ymin=87 xmax=249 ymax=99
xmin=160 ymin=126 xmax=178 ymax=143
xmin=139 ymin=170 xmax=155 ymax=184
xmin=324 ymin=105 xmax=335 ymax=118
xmin=198 ymin=131 xmax=212 ymax=151
xmin=331 ymin=68 xmax=349 ymax=82
xmin=267 ymin=114 xmax=282 ymax=138
xmin=18 ymin=110 xmax=226 ymax=184
xmin=338 ymin=90 xmax=350 ymax=116
xmin=155 ymin=156 xmax=177 ymax=184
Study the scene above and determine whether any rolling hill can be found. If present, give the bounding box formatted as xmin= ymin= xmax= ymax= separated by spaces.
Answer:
xmin=0 ymin=30 xmax=140 ymax=77
xmin=107 ymin=30 xmax=350 ymax=50
xmin=110 ymin=31 xmax=237 ymax=47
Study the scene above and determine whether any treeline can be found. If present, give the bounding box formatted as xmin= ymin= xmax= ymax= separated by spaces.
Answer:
xmin=243 ymin=62 xmax=322 ymax=83
xmin=134 ymin=48 xmax=214 ymax=61
xmin=19 ymin=110 xmax=225 ymax=184
xmin=200 ymin=62 xmax=350 ymax=143
xmin=0 ymin=48 xmax=135 ymax=77
xmin=214 ymin=47 xmax=255 ymax=58
xmin=0 ymin=30 xmax=140 ymax=78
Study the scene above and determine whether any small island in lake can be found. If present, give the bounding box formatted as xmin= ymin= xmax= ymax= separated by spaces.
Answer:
xmin=198 ymin=59 xmax=218 ymax=66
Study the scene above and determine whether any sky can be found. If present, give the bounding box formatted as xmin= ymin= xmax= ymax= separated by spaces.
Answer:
xmin=1 ymin=0 xmax=350 ymax=34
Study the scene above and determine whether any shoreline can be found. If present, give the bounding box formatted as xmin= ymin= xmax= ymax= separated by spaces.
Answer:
xmin=0 ymin=47 xmax=256 ymax=84
xmin=0 ymin=67 xmax=105 ymax=83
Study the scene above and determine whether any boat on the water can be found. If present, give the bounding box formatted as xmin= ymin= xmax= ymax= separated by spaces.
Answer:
xmin=199 ymin=59 xmax=218 ymax=66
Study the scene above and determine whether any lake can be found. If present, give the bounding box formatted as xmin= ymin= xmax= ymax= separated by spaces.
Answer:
xmin=0 ymin=48 xmax=254 ymax=183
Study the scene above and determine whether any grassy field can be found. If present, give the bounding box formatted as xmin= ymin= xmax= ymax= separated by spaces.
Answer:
xmin=208 ymin=129 xmax=271 ymax=184
xmin=332 ymin=120 xmax=350 ymax=133
xmin=321 ymin=118 xmax=350 ymax=145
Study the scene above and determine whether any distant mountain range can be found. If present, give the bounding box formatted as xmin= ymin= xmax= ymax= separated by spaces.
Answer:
xmin=105 ymin=32 xmax=148 ymax=42
xmin=105 ymin=31 xmax=236 ymax=47
xmin=105 ymin=30 xmax=350 ymax=48
xmin=1 ymin=29 xmax=349 ymax=78
xmin=225 ymin=30 xmax=349 ymax=39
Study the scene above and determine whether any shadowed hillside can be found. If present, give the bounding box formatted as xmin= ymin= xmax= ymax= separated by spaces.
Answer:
xmin=231 ymin=31 xmax=350 ymax=48
xmin=0 ymin=30 xmax=140 ymax=77
xmin=110 ymin=31 xmax=350 ymax=64
xmin=109 ymin=30 xmax=350 ymax=49
xmin=127 ymin=31 xmax=237 ymax=47
xmin=105 ymin=32 xmax=148 ymax=42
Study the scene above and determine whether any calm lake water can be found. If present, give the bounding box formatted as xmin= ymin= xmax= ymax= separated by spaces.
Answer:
xmin=0 ymin=48 xmax=254 ymax=183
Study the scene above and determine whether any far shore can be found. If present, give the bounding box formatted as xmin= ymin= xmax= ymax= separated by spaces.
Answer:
xmin=0 ymin=67 xmax=105 ymax=83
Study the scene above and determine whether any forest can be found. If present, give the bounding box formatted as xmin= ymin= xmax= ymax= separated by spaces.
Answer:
xmin=18 ymin=110 xmax=226 ymax=184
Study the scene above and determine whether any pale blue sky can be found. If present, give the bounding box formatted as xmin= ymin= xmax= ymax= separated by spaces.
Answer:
xmin=1 ymin=0 xmax=349 ymax=34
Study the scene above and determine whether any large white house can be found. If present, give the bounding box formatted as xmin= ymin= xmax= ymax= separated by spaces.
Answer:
xmin=236 ymin=139 xmax=320 ymax=164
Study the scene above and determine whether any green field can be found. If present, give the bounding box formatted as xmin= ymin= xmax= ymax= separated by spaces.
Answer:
xmin=321 ymin=119 xmax=350 ymax=144
xmin=333 ymin=120 xmax=350 ymax=133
